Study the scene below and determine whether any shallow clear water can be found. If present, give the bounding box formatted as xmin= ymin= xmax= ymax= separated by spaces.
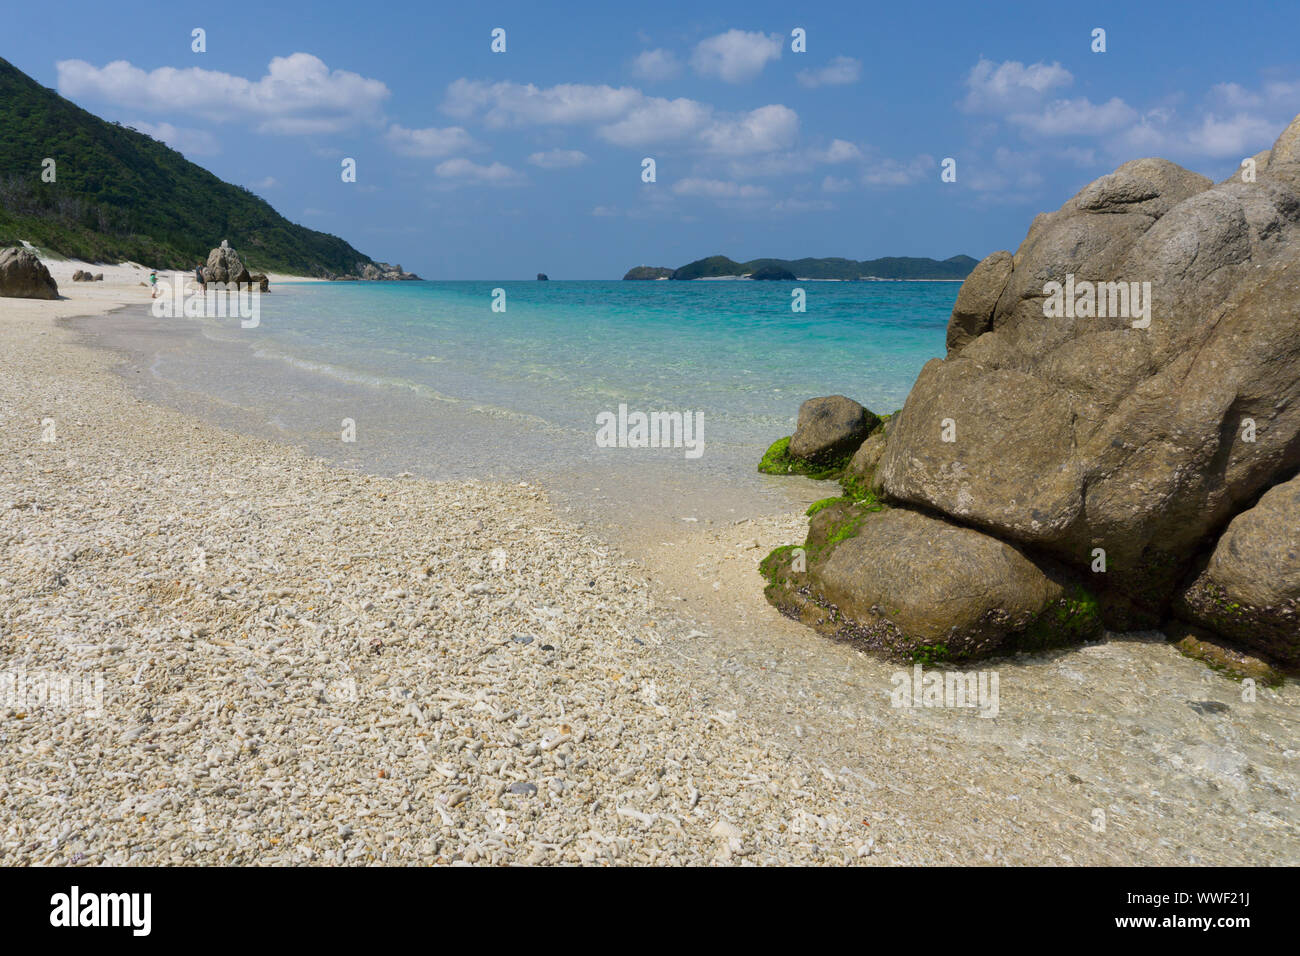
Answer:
xmin=195 ymin=279 xmax=952 ymax=462
xmin=80 ymin=280 xmax=955 ymax=511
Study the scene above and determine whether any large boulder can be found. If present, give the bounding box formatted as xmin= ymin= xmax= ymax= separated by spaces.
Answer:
xmin=946 ymin=250 xmax=1012 ymax=353
xmin=841 ymin=429 xmax=887 ymax=499
xmin=762 ymin=504 xmax=1100 ymax=660
xmin=205 ymin=240 xmax=252 ymax=285
xmin=0 ymin=247 xmax=59 ymax=299
xmin=875 ymin=113 xmax=1300 ymax=624
xmin=1175 ymin=474 xmax=1300 ymax=666
xmin=764 ymin=111 xmax=1300 ymax=664
xmin=788 ymin=395 xmax=880 ymax=464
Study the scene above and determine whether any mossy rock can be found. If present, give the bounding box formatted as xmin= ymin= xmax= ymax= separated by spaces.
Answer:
xmin=760 ymin=503 xmax=1105 ymax=663
xmin=1020 ymin=585 xmax=1105 ymax=651
xmin=1164 ymin=621 xmax=1287 ymax=686
xmin=757 ymin=435 xmax=850 ymax=480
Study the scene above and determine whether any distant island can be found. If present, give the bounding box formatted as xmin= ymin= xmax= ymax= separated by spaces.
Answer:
xmin=0 ymin=57 xmax=383 ymax=278
xmin=624 ymin=254 xmax=978 ymax=281
xmin=623 ymin=265 xmax=675 ymax=280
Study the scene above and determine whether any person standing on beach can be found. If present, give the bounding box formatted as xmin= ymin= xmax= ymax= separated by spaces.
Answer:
xmin=195 ymin=263 xmax=206 ymax=293
xmin=149 ymin=271 xmax=158 ymax=298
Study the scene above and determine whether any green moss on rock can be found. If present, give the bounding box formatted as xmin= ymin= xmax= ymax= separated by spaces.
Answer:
xmin=1021 ymin=585 xmax=1104 ymax=651
xmin=757 ymin=436 xmax=850 ymax=480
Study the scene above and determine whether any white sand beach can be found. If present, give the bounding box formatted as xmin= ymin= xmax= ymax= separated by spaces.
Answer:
xmin=1 ymin=260 xmax=1296 ymax=865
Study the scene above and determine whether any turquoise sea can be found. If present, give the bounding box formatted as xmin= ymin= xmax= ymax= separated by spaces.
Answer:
xmin=77 ymin=279 xmax=957 ymax=522
xmin=239 ymin=279 xmax=950 ymax=444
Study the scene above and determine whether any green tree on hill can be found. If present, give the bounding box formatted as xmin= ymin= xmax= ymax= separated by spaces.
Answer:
xmin=0 ymin=57 xmax=374 ymax=276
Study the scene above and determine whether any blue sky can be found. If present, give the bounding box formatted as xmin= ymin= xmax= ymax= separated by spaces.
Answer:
xmin=9 ymin=0 xmax=1300 ymax=277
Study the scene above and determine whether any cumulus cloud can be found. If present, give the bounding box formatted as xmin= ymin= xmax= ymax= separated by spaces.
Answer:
xmin=127 ymin=120 xmax=219 ymax=156
xmin=690 ymin=30 xmax=782 ymax=83
xmin=434 ymin=158 xmax=525 ymax=186
xmin=819 ymin=138 xmax=862 ymax=163
xmin=385 ymin=123 xmax=477 ymax=157
xmin=57 ymin=54 xmax=390 ymax=134
xmin=598 ymin=97 xmax=713 ymax=147
xmin=442 ymin=79 xmax=639 ymax=127
xmin=961 ymin=58 xmax=1073 ymax=113
xmin=1008 ymin=97 xmax=1138 ymax=136
xmin=1187 ymin=113 xmax=1284 ymax=157
xmin=1122 ymin=109 xmax=1283 ymax=159
xmin=796 ymin=56 xmax=861 ymax=89
xmin=696 ymin=104 xmax=799 ymax=155
xmin=630 ymin=49 xmax=682 ymax=82
xmin=527 ymin=148 xmax=590 ymax=168
xmin=1207 ymin=79 xmax=1300 ymax=112
xmin=445 ymin=78 xmax=799 ymax=157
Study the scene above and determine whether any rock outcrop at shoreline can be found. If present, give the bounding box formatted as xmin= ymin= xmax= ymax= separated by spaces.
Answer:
xmin=356 ymin=261 xmax=421 ymax=281
xmin=762 ymin=111 xmax=1300 ymax=672
xmin=203 ymin=240 xmax=252 ymax=286
xmin=0 ymin=246 xmax=58 ymax=299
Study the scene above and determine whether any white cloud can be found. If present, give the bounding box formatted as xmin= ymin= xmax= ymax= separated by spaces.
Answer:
xmin=821 ymin=175 xmax=853 ymax=192
xmin=672 ymin=177 xmax=770 ymax=199
xmin=796 ymin=56 xmax=861 ymax=89
xmin=1124 ymin=109 xmax=1282 ymax=159
xmin=434 ymin=158 xmax=525 ymax=186
xmin=444 ymin=79 xmax=799 ymax=157
xmin=820 ymin=138 xmax=861 ymax=163
xmin=697 ymin=104 xmax=799 ymax=156
xmin=1009 ymin=97 xmax=1138 ymax=136
xmin=527 ymin=148 xmax=590 ymax=169
xmin=961 ymin=58 xmax=1073 ymax=113
xmin=57 ymin=54 xmax=390 ymax=134
xmin=127 ymin=120 xmax=219 ymax=156
xmin=250 ymin=176 xmax=278 ymax=190
xmin=442 ymin=79 xmax=640 ymax=127
xmin=1208 ymin=79 xmax=1300 ymax=112
xmin=691 ymin=30 xmax=782 ymax=83
xmin=630 ymin=49 xmax=682 ymax=82
xmin=598 ymin=97 xmax=713 ymax=147
xmin=1186 ymin=113 xmax=1283 ymax=157
xmin=385 ymin=123 xmax=477 ymax=157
